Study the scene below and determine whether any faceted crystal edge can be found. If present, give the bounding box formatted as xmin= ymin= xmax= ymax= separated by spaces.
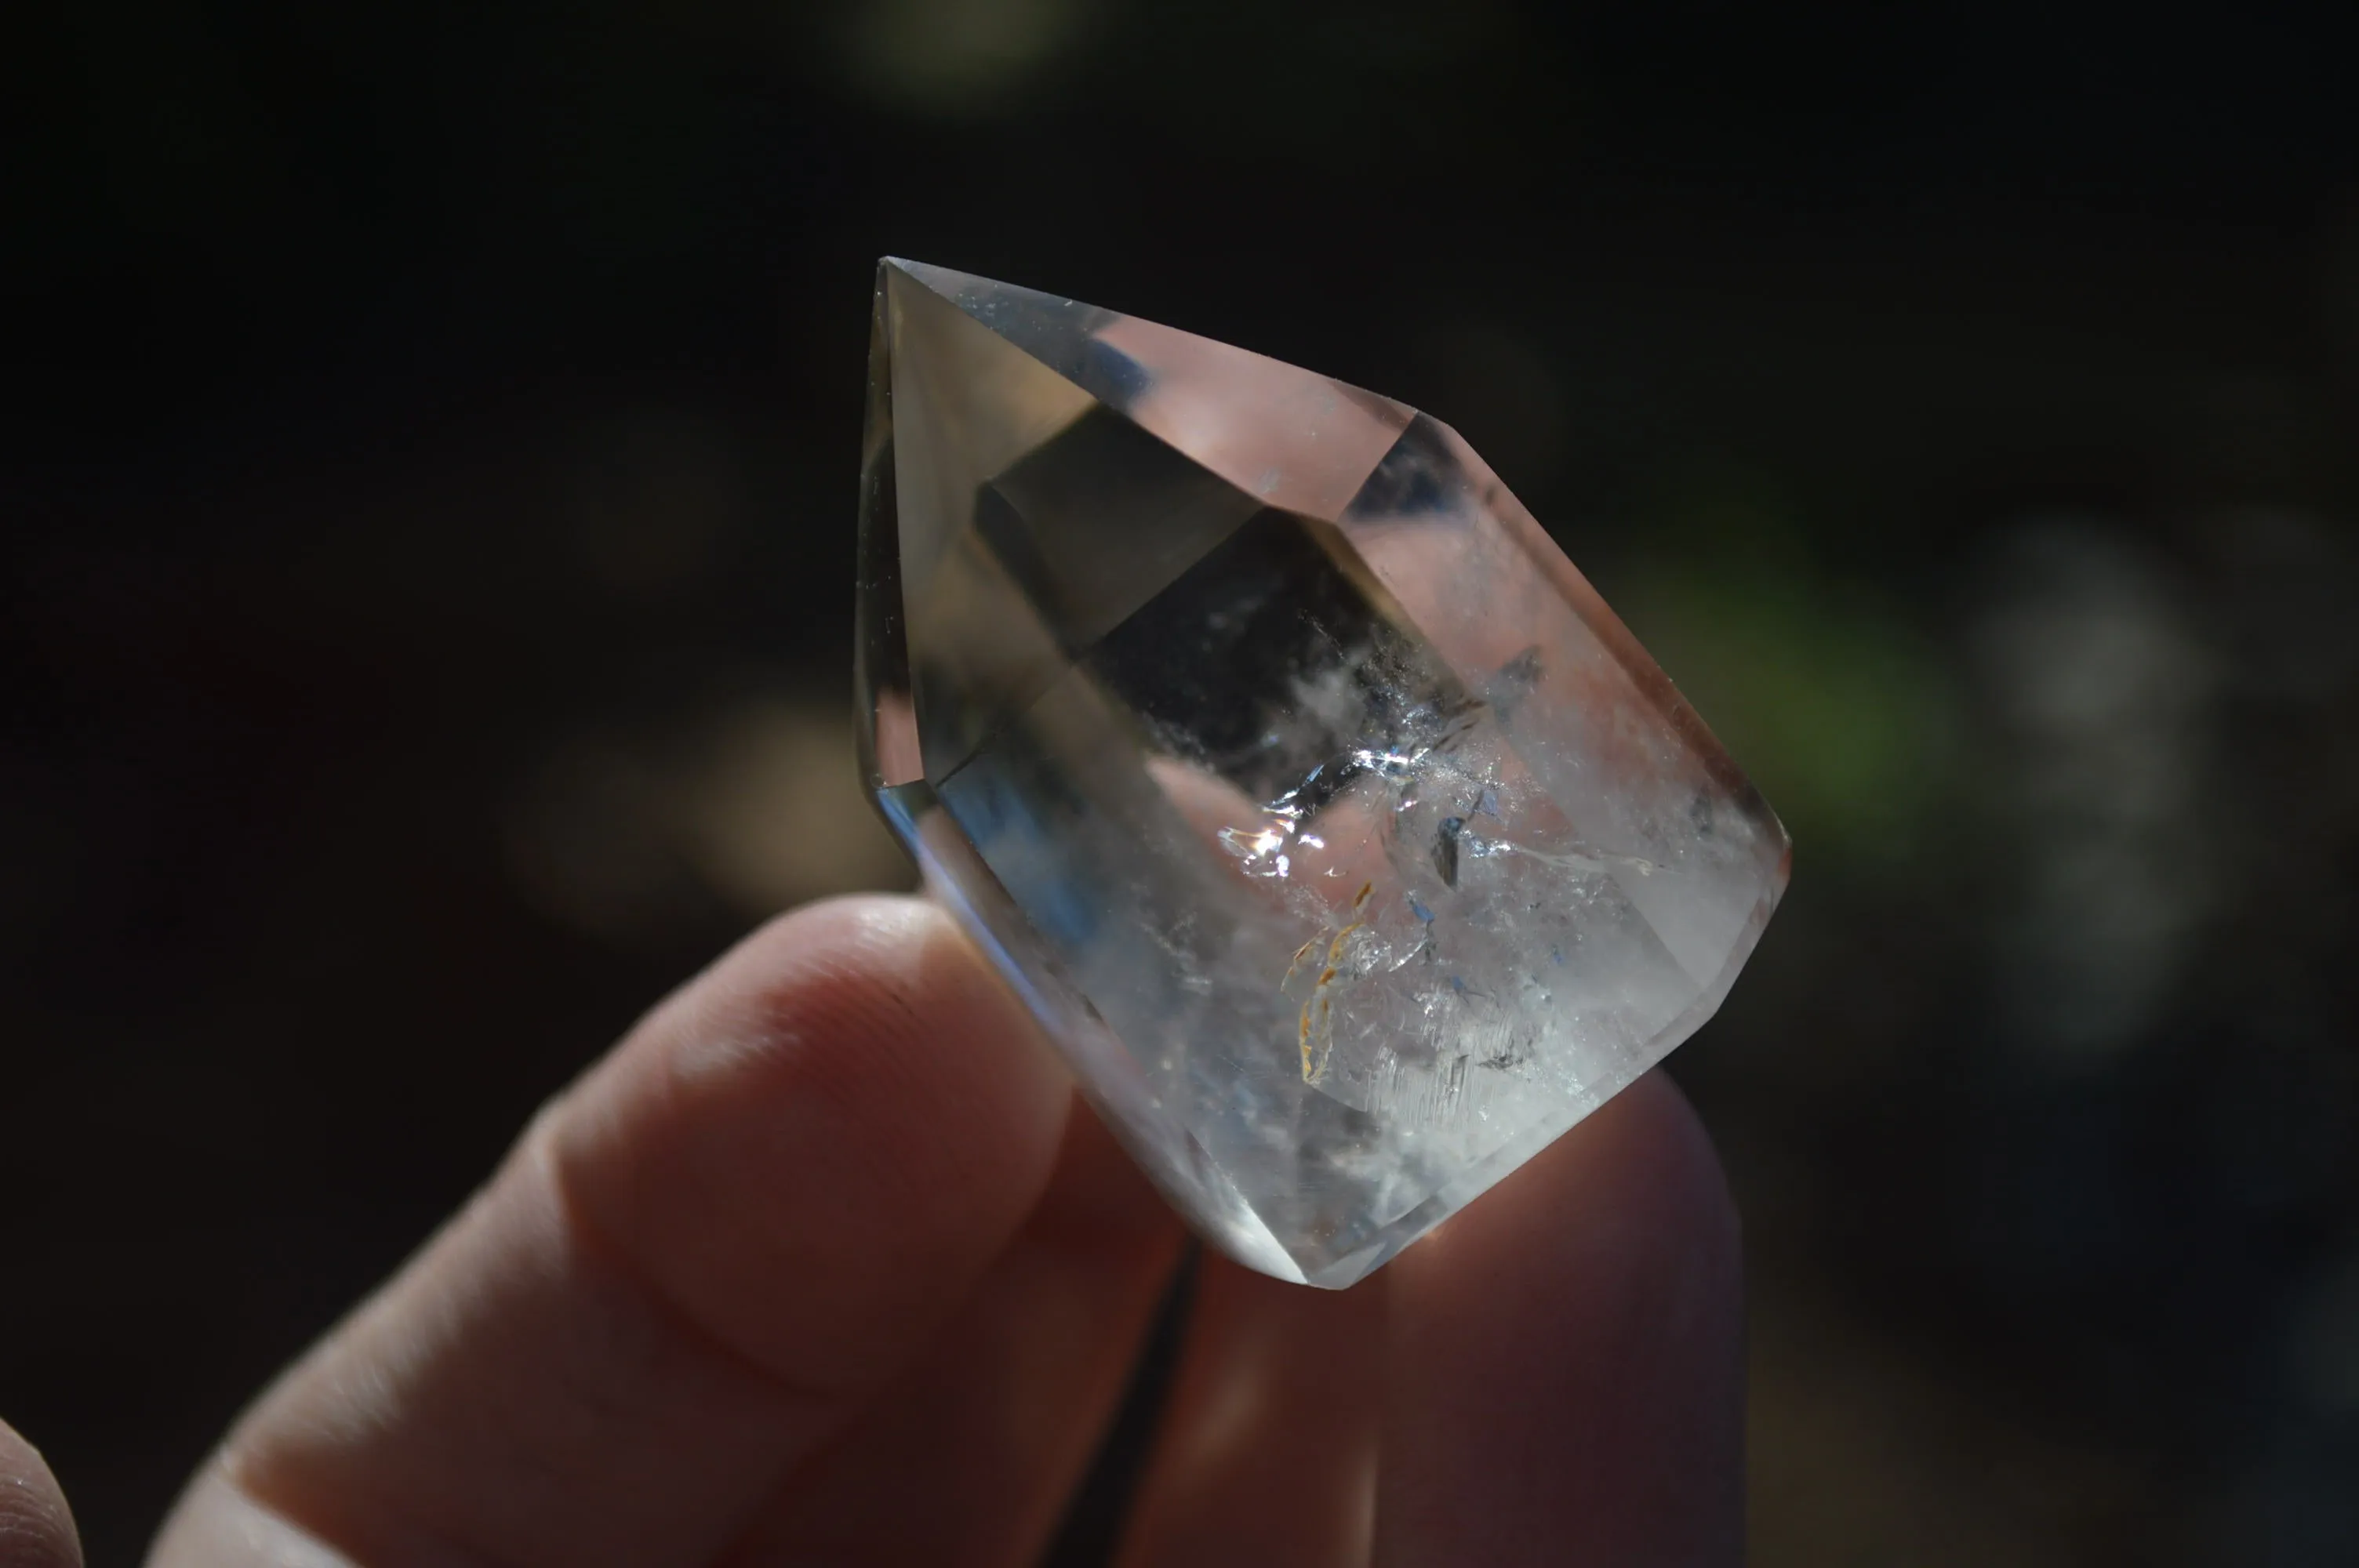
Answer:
xmin=1416 ymin=413 xmax=1790 ymax=837
xmin=856 ymin=262 xmax=1372 ymax=1284
xmin=880 ymin=775 xmax=1314 ymax=1286
xmin=855 ymin=264 xmax=922 ymax=793
xmin=882 ymin=256 xmax=1417 ymax=524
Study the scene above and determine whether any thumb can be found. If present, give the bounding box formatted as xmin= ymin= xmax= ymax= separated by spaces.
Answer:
xmin=0 ymin=1418 xmax=81 ymax=1568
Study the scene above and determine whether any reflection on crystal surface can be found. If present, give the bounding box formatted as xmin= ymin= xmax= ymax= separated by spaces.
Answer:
xmin=857 ymin=259 xmax=1790 ymax=1287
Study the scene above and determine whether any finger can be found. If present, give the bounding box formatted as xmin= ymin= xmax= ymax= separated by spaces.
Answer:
xmin=1374 ymin=1070 xmax=1745 ymax=1566
xmin=152 ymin=896 xmax=1074 ymax=1568
xmin=1114 ymin=1257 xmax=1383 ymax=1568
xmin=0 ymin=1418 xmax=81 ymax=1568
xmin=723 ymin=1098 xmax=1185 ymax=1565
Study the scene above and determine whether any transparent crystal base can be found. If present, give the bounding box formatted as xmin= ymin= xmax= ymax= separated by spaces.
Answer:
xmin=856 ymin=260 xmax=1789 ymax=1288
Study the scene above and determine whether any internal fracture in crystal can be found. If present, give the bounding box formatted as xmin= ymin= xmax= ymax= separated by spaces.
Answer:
xmin=856 ymin=259 xmax=1789 ymax=1288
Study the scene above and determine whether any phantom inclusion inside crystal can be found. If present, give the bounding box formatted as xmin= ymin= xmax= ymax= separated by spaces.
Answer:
xmin=856 ymin=259 xmax=1789 ymax=1288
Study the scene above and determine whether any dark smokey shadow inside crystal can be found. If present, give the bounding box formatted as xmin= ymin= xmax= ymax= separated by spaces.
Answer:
xmin=1085 ymin=506 xmax=1481 ymax=815
xmin=910 ymin=405 xmax=1260 ymax=781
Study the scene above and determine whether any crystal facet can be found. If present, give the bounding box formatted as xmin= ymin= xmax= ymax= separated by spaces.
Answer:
xmin=856 ymin=260 xmax=1790 ymax=1288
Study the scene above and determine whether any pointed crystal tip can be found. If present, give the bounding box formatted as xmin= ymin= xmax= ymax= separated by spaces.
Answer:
xmin=857 ymin=261 xmax=1787 ymax=1287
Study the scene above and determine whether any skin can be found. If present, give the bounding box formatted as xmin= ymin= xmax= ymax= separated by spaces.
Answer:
xmin=0 ymin=1423 xmax=78 ymax=1568
xmin=1 ymin=895 xmax=1743 ymax=1566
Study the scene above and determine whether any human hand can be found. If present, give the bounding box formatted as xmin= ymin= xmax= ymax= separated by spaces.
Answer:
xmin=6 ymin=895 xmax=1742 ymax=1566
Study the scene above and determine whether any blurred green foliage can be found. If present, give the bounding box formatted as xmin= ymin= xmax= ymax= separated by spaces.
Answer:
xmin=1625 ymin=537 xmax=1954 ymax=880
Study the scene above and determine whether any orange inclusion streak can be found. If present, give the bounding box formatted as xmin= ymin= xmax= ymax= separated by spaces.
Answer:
xmin=1296 ymin=883 xmax=1379 ymax=1084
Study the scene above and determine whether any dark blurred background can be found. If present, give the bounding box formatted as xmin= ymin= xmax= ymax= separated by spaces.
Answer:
xmin=7 ymin=1 xmax=2359 ymax=1561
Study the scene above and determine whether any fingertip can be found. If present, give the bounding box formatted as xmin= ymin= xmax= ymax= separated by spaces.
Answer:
xmin=553 ymin=893 xmax=1078 ymax=1385
xmin=649 ymin=895 xmax=980 ymax=1091
xmin=0 ymin=1418 xmax=82 ymax=1568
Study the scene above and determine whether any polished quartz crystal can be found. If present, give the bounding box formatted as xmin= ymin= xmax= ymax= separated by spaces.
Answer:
xmin=856 ymin=259 xmax=1790 ymax=1287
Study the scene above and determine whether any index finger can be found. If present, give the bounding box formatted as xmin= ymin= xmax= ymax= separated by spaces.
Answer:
xmin=151 ymin=896 xmax=1074 ymax=1568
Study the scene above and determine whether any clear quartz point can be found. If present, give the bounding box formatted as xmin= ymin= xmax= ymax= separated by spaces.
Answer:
xmin=856 ymin=259 xmax=1790 ymax=1288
